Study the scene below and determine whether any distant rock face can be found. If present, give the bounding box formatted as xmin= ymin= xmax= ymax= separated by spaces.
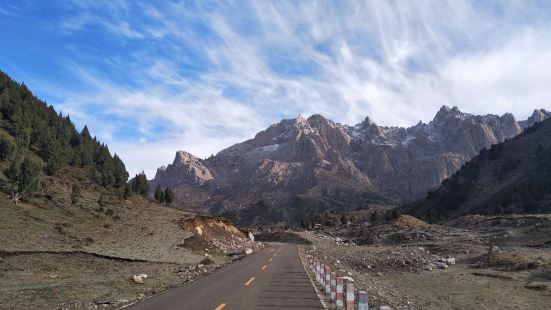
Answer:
xmin=152 ymin=151 xmax=213 ymax=189
xmin=151 ymin=107 xmax=551 ymax=222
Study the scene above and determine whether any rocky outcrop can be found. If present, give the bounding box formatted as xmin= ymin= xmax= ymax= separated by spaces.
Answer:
xmin=151 ymin=151 xmax=213 ymax=189
xmin=152 ymin=106 xmax=550 ymax=223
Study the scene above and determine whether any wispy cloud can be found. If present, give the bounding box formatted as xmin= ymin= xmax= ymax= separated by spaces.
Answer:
xmin=7 ymin=0 xmax=551 ymax=177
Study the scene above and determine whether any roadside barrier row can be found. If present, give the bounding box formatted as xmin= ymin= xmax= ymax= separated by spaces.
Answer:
xmin=307 ymin=255 xmax=391 ymax=310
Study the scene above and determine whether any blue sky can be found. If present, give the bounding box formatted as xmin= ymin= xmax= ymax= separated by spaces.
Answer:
xmin=1 ymin=0 xmax=551 ymax=177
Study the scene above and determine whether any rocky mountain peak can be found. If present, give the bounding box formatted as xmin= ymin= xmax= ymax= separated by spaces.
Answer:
xmin=152 ymin=150 xmax=214 ymax=188
xmin=174 ymin=150 xmax=200 ymax=165
xmin=433 ymin=105 xmax=463 ymax=124
xmin=520 ymin=109 xmax=551 ymax=128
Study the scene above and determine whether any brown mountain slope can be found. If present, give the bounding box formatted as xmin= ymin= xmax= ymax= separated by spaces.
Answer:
xmin=403 ymin=118 xmax=551 ymax=222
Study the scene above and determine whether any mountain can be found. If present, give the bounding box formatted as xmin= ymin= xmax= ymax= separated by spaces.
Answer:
xmin=152 ymin=106 xmax=550 ymax=225
xmin=403 ymin=117 xmax=551 ymax=222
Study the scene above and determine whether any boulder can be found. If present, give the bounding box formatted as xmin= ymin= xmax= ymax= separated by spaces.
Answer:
xmin=446 ymin=257 xmax=456 ymax=265
xmin=244 ymin=248 xmax=253 ymax=255
xmin=248 ymin=231 xmax=255 ymax=242
xmin=132 ymin=275 xmax=144 ymax=284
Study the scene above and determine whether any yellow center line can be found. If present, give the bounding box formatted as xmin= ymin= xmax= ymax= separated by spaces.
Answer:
xmin=269 ymin=258 xmax=273 ymax=262
xmin=214 ymin=303 xmax=226 ymax=310
xmin=245 ymin=277 xmax=256 ymax=286
xmin=261 ymin=265 xmax=267 ymax=270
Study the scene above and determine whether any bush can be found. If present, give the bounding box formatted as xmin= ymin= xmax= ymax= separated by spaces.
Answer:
xmin=200 ymin=258 xmax=214 ymax=265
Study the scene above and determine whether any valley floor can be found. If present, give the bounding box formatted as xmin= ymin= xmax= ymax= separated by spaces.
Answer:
xmin=297 ymin=215 xmax=551 ymax=309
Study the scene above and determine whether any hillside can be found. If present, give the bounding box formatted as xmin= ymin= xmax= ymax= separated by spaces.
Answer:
xmin=404 ymin=118 xmax=551 ymax=222
xmin=151 ymin=106 xmax=550 ymax=226
xmin=0 ymin=71 xmax=258 ymax=309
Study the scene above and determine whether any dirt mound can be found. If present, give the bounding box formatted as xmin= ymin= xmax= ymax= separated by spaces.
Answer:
xmin=179 ymin=216 xmax=259 ymax=255
xmin=394 ymin=215 xmax=430 ymax=229
xmin=181 ymin=216 xmax=245 ymax=240
xmin=475 ymin=246 xmax=543 ymax=271
xmin=346 ymin=216 xmax=445 ymax=246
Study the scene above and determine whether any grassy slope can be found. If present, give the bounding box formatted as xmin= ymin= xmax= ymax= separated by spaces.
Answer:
xmin=0 ymin=155 xmax=232 ymax=309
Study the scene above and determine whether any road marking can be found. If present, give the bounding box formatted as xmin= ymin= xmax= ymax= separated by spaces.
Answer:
xmin=269 ymin=258 xmax=273 ymax=262
xmin=261 ymin=265 xmax=267 ymax=270
xmin=214 ymin=303 xmax=226 ymax=310
xmin=245 ymin=277 xmax=256 ymax=286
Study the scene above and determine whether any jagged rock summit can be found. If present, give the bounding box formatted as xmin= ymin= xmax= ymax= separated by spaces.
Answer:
xmin=151 ymin=106 xmax=551 ymax=225
xmin=153 ymin=151 xmax=213 ymax=188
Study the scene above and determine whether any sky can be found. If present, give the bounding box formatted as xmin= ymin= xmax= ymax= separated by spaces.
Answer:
xmin=1 ymin=0 xmax=551 ymax=178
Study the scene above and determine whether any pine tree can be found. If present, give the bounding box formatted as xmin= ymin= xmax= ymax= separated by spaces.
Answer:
xmin=164 ymin=188 xmax=174 ymax=206
xmin=4 ymin=156 xmax=39 ymax=203
xmin=154 ymin=184 xmax=165 ymax=203
xmin=131 ymin=171 xmax=149 ymax=196
xmin=0 ymin=136 xmax=16 ymax=160
xmin=123 ymin=183 xmax=133 ymax=199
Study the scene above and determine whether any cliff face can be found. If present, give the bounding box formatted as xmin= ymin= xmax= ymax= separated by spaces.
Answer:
xmin=151 ymin=106 xmax=550 ymax=224
xmin=152 ymin=151 xmax=213 ymax=189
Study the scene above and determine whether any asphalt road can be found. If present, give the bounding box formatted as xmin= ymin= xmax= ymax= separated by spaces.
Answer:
xmin=125 ymin=243 xmax=323 ymax=310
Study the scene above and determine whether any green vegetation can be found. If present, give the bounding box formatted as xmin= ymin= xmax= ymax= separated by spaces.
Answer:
xmin=0 ymin=71 xmax=160 ymax=205
xmin=131 ymin=172 xmax=149 ymax=197
xmin=154 ymin=184 xmax=174 ymax=206
xmin=154 ymin=184 xmax=165 ymax=203
xmin=0 ymin=71 xmax=128 ymax=191
xmin=164 ymin=187 xmax=174 ymax=206
xmin=4 ymin=156 xmax=40 ymax=203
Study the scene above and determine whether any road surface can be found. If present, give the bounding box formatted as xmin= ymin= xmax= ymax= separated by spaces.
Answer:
xmin=125 ymin=243 xmax=323 ymax=310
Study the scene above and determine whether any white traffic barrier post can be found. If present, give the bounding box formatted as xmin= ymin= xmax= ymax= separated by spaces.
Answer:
xmin=320 ymin=264 xmax=325 ymax=286
xmin=336 ymin=277 xmax=344 ymax=309
xmin=357 ymin=291 xmax=369 ymax=310
xmin=345 ymin=282 xmax=355 ymax=310
xmin=324 ymin=265 xmax=331 ymax=295
xmin=330 ymin=271 xmax=337 ymax=301
xmin=316 ymin=261 xmax=321 ymax=282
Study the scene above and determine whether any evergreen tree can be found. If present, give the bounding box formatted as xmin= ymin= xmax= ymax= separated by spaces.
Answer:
xmin=123 ymin=183 xmax=133 ymax=199
xmin=154 ymin=184 xmax=165 ymax=203
xmin=112 ymin=154 xmax=129 ymax=188
xmin=4 ymin=156 xmax=39 ymax=203
xmin=164 ymin=188 xmax=174 ymax=206
xmin=0 ymin=136 xmax=16 ymax=160
xmin=131 ymin=171 xmax=149 ymax=196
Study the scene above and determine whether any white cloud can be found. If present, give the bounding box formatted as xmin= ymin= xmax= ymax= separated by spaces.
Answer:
xmin=48 ymin=1 xmax=551 ymax=176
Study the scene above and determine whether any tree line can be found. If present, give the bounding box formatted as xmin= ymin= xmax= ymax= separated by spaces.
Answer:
xmin=0 ymin=70 xmax=171 ymax=206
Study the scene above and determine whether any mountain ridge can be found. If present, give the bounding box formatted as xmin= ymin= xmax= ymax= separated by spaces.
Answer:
xmin=152 ymin=105 xmax=550 ymax=225
xmin=403 ymin=117 xmax=551 ymax=221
